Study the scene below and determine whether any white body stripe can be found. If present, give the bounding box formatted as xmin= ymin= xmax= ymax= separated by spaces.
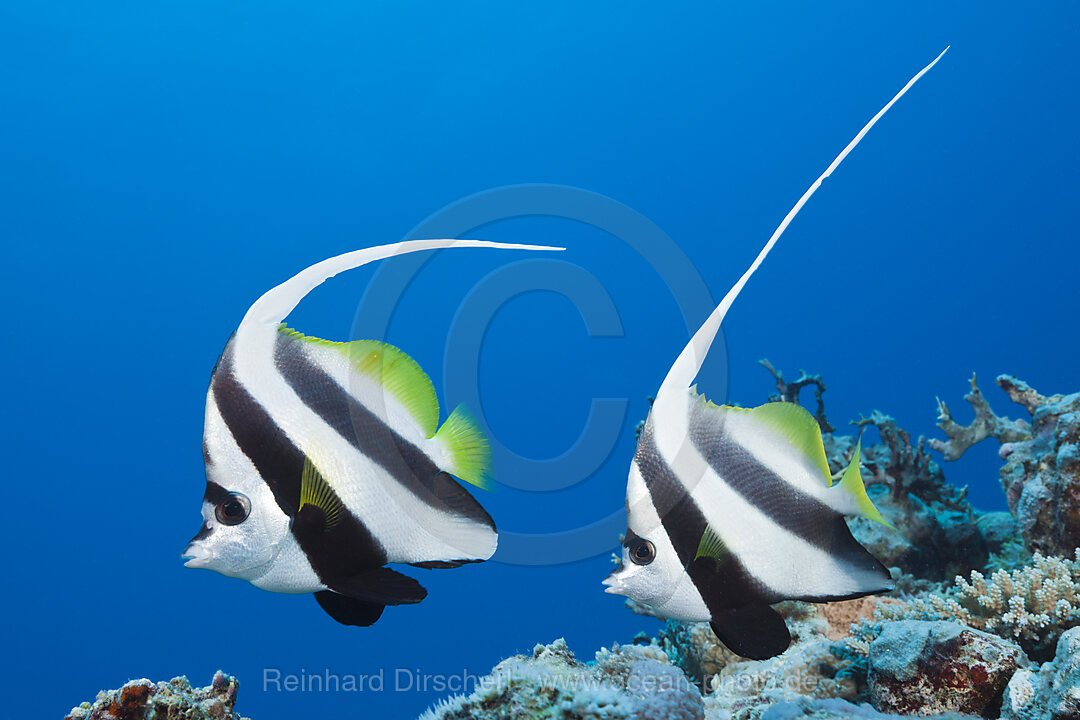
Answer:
xmin=232 ymin=323 xmax=496 ymax=564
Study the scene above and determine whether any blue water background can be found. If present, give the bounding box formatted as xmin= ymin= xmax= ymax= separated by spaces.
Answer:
xmin=3 ymin=3 xmax=1077 ymax=718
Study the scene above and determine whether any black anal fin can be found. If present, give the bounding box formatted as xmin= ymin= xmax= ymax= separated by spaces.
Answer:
xmin=328 ymin=566 xmax=428 ymax=606
xmin=314 ymin=591 xmax=385 ymax=627
xmin=710 ymin=604 xmax=791 ymax=660
xmin=410 ymin=559 xmax=484 ymax=570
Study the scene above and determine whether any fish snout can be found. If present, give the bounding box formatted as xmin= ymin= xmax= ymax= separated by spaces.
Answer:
xmin=182 ymin=538 xmax=216 ymax=569
xmin=602 ymin=567 xmax=628 ymax=596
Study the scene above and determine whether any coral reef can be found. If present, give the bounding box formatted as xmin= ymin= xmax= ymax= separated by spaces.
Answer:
xmin=931 ymin=375 xmax=1080 ymax=557
xmin=1001 ymin=626 xmax=1080 ymax=720
xmin=418 ymin=638 xmax=704 ymax=720
xmin=65 ymin=672 xmax=247 ymax=720
xmin=866 ymin=621 xmax=1025 ymax=716
xmin=929 ymin=375 xmax=1031 ymax=462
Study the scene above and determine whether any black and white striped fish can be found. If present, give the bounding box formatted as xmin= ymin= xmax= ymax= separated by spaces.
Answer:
xmin=603 ymin=49 xmax=949 ymax=659
xmin=183 ymin=238 xmax=560 ymax=627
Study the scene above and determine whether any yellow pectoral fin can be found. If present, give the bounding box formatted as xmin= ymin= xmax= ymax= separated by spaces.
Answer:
xmin=694 ymin=524 xmax=729 ymax=567
xmin=300 ymin=454 xmax=345 ymax=532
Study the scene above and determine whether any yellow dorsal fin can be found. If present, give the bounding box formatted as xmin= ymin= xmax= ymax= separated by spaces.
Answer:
xmin=278 ymin=327 xmax=441 ymax=438
xmin=300 ymin=454 xmax=344 ymax=531
xmin=340 ymin=340 xmax=440 ymax=438
xmin=838 ymin=438 xmax=893 ymax=527
xmin=740 ymin=402 xmax=834 ymax=486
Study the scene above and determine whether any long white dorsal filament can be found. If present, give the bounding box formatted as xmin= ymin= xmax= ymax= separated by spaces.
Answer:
xmin=238 ymin=238 xmax=565 ymax=333
xmin=653 ymin=47 xmax=949 ymax=409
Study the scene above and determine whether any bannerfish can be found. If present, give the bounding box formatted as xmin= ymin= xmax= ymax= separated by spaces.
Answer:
xmin=183 ymin=238 xmax=561 ymax=627
xmin=603 ymin=49 xmax=949 ymax=659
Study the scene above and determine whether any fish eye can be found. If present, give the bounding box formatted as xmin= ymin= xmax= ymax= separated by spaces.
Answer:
xmin=215 ymin=492 xmax=251 ymax=526
xmin=629 ymin=539 xmax=656 ymax=566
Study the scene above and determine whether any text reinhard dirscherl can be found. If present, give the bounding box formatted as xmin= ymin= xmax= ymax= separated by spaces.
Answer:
xmin=262 ymin=666 xmax=826 ymax=695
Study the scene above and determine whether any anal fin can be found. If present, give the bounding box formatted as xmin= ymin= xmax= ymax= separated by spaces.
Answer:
xmin=314 ymin=591 xmax=385 ymax=627
xmin=410 ymin=558 xmax=484 ymax=570
xmin=327 ymin=566 xmax=428 ymax=606
xmin=710 ymin=604 xmax=791 ymax=660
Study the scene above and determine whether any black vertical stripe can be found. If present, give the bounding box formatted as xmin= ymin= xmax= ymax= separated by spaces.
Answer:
xmin=210 ymin=338 xmax=390 ymax=587
xmin=272 ymin=330 xmax=495 ymax=533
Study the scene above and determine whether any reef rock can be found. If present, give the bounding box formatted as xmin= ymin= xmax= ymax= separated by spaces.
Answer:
xmin=65 ymin=671 xmax=247 ymax=720
xmin=419 ymin=638 xmax=704 ymax=720
xmin=867 ymin=620 xmax=1025 ymax=716
xmin=996 ymin=377 xmax=1080 ymax=557
xmin=1001 ymin=626 xmax=1080 ymax=720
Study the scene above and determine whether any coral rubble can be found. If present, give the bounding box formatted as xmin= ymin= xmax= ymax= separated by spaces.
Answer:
xmin=65 ymin=671 xmax=247 ymax=720
xmin=418 ymin=639 xmax=704 ymax=720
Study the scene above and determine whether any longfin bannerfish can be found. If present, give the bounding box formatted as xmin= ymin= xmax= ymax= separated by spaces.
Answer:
xmin=604 ymin=48 xmax=949 ymax=660
xmin=183 ymin=238 xmax=562 ymax=626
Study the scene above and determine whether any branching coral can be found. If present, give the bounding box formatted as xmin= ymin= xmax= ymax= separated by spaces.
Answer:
xmin=931 ymin=374 xmax=1080 ymax=556
xmin=759 ymin=359 xmax=834 ymax=433
xmin=859 ymin=551 xmax=1080 ymax=660
xmin=851 ymin=411 xmax=957 ymax=504
xmin=929 ymin=374 xmax=1031 ymax=461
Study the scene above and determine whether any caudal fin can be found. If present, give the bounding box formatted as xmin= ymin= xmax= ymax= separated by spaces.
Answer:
xmin=434 ymin=404 xmax=494 ymax=490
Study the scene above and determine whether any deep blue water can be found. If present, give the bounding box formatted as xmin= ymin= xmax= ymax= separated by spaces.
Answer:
xmin=3 ymin=3 xmax=1078 ymax=718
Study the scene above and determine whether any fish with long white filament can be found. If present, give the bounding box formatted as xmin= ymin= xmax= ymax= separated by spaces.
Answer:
xmin=184 ymin=239 xmax=561 ymax=626
xmin=604 ymin=49 xmax=949 ymax=660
